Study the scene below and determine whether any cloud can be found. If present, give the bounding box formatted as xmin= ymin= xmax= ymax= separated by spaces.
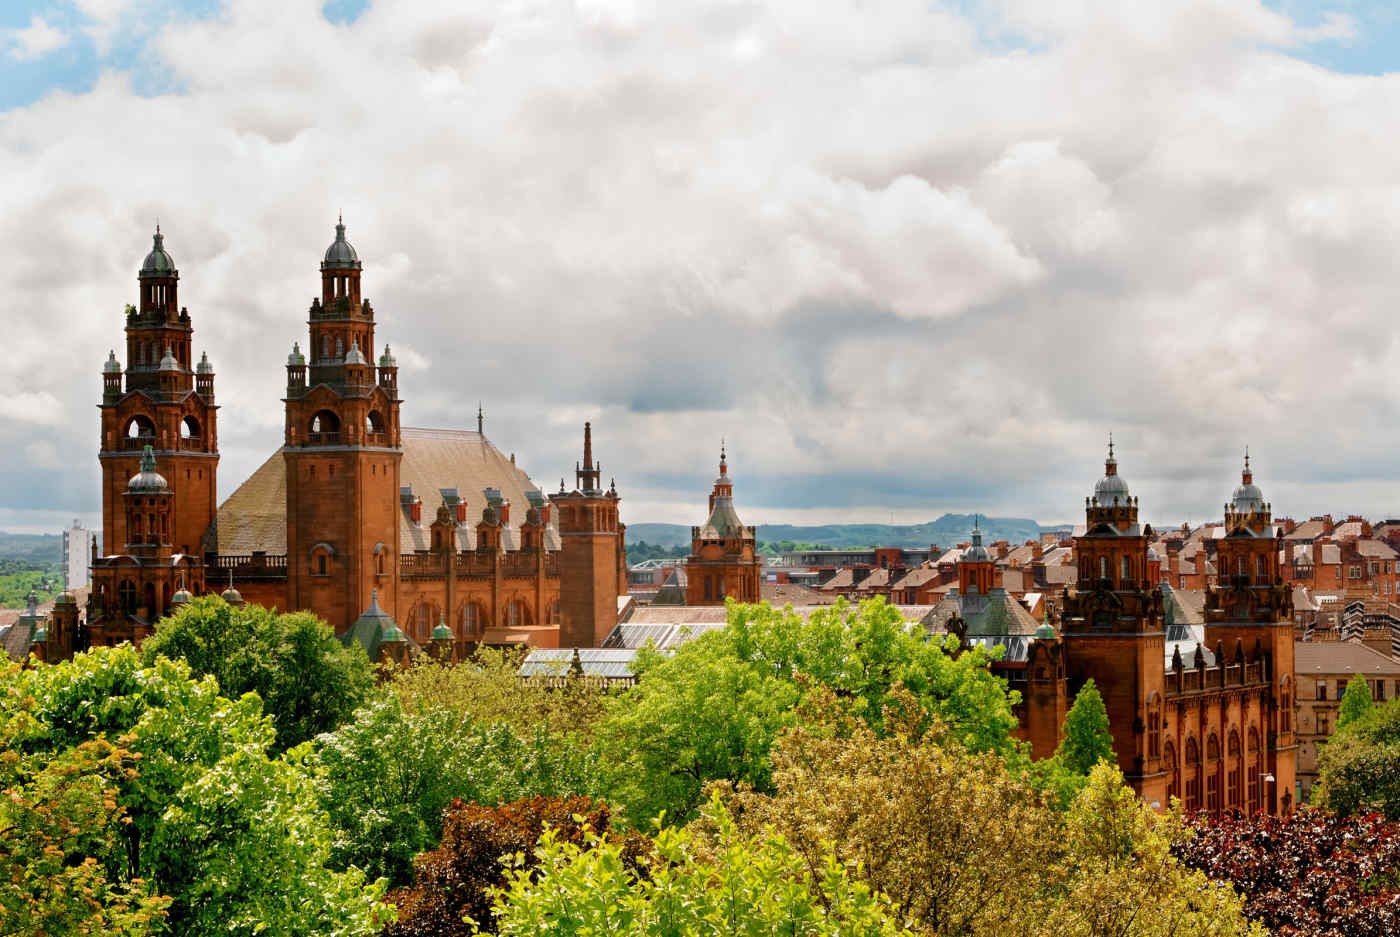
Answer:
xmin=2 ymin=0 xmax=1400 ymax=533
xmin=8 ymin=16 xmax=70 ymax=61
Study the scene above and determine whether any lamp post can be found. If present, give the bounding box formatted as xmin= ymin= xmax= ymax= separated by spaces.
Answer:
xmin=1261 ymin=771 xmax=1275 ymax=812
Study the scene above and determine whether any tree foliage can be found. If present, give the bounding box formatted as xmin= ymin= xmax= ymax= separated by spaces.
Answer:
xmin=714 ymin=691 xmax=1259 ymax=937
xmin=715 ymin=688 xmax=1060 ymax=936
xmin=594 ymin=597 xmax=1019 ymax=825
xmin=142 ymin=595 xmax=375 ymax=750
xmin=1176 ymin=809 xmax=1400 ymax=937
xmin=2 ymin=646 xmax=388 ymax=937
xmin=1339 ymin=673 xmax=1375 ymax=732
xmin=490 ymin=797 xmax=911 ymax=937
xmin=386 ymin=795 xmax=644 ymax=936
xmin=387 ymin=645 xmax=608 ymax=740
xmin=1315 ymin=697 xmax=1400 ymax=821
xmin=0 ymin=676 xmax=170 ymax=937
xmin=313 ymin=694 xmax=605 ymax=888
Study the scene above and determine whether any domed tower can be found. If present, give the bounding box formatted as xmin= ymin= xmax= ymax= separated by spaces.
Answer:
xmin=283 ymin=219 xmax=403 ymax=632
xmin=957 ymin=517 xmax=995 ymax=595
xmin=1204 ymin=451 xmax=1295 ymax=811
xmin=1057 ymin=438 xmax=1166 ymax=804
xmin=99 ymin=227 xmax=219 ymax=558
xmin=685 ymin=443 xmax=761 ymax=605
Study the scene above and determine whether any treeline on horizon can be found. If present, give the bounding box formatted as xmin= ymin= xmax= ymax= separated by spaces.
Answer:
xmin=8 ymin=595 xmax=1400 ymax=935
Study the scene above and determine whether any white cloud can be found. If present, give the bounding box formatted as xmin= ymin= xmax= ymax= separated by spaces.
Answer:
xmin=0 ymin=392 xmax=64 ymax=426
xmin=3 ymin=0 xmax=1400 ymax=531
xmin=8 ymin=16 xmax=70 ymax=61
xmin=24 ymin=440 xmax=63 ymax=470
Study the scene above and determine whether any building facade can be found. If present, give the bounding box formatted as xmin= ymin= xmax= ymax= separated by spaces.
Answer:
xmin=81 ymin=225 xmax=628 ymax=653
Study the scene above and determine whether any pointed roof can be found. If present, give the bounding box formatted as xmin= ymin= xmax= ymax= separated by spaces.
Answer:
xmin=342 ymin=588 xmax=407 ymax=658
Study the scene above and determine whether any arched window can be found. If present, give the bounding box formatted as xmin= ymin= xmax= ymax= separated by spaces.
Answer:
xmin=1099 ymin=556 xmax=1108 ymax=579
xmin=1163 ymin=740 xmax=1180 ymax=803
xmin=1256 ymin=555 xmax=1265 ymax=582
xmin=1280 ymin=677 xmax=1293 ymax=734
xmin=310 ymin=543 xmax=334 ymax=576
xmin=119 ymin=579 xmax=137 ymax=613
xmin=1121 ymin=555 xmax=1131 ymax=583
xmin=366 ymin=410 xmax=384 ymax=437
xmin=1237 ymin=556 xmax=1246 ymax=577
xmin=321 ymin=335 xmax=331 ymax=361
xmin=412 ymin=601 xmax=435 ymax=642
xmin=335 ymin=336 xmax=343 ymax=359
xmin=125 ymin=415 xmax=156 ymax=441
xmin=374 ymin=545 xmax=386 ymax=575
xmin=1147 ymin=696 xmax=1162 ymax=759
xmin=1184 ymin=737 xmax=1201 ymax=812
xmin=547 ymin=599 xmax=560 ymax=624
xmin=1227 ymin=730 xmax=1242 ymax=810
xmin=460 ymin=601 xmax=484 ymax=636
xmin=506 ymin=599 xmax=531 ymax=628
xmin=1247 ymin=727 xmax=1262 ymax=811
xmin=309 ymin=410 xmax=340 ymax=443
xmin=181 ymin=415 xmax=200 ymax=440
xmin=1206 ymin=734 xmax=1221 ymax=813
xmin=144 ymin=582 xmax=156 ymax=614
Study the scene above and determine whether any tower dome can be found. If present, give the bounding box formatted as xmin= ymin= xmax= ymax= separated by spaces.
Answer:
xmin=1230 ymin=451 xmax=1265 ymax=514
xmin=158 ymin=347 xmax=179 ymax=372
xmin=196 ymin=351 xmax=213 ymax=374
xmin=344 ymin=339 xmax=367 ymax=365
xmin=140 ymin=227 xmax=176 ymax=276
xmin=322 ymin=217 xmax=361 ymax=270
xmin=104 ymin=350 xmax=122 ymax=374
xmin=962 ymin=518 xmax=992 ymax=562
xmin=1092 ymin=437 xmax=1131 ymax=505
xmin=127 ymin=446 xmax=169 ymax=492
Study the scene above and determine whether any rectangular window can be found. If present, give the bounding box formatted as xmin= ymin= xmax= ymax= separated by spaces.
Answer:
xmin=1338 ymin=684 xmax=1346 ymax=700
xmin=1318 ymin=713 xmax=1329 ymax=735
xmin=1317 ymin=680 xmax=1327 ymax=700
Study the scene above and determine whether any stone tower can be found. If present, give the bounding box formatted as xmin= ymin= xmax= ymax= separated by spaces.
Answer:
xmin=552 ymin=423 xmax=624 ymax=648
xmin=98 ymin=227 xmax=219 ymax=557
xmin=283 ymin=219 xmax=403 ymax=631
xmin=1058 ymin=440 xmax=1167 ymax=803
xmin=956 ymin=518 xmax=995 ymax=595
xmin=1204 ymin=451 xmax=1297 ymax=811
xmin=685 ymin=443 xmax=761 ymax=605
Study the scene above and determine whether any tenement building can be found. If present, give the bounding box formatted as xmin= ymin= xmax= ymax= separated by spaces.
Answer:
xmin=80 ymin=224 xmax=628 ymax=653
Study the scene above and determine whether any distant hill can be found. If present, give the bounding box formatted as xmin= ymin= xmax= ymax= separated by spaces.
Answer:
xmin=627 ymin=515 xmax=1067 ymax=552
xmin=0 ymin=532 xmax=63 ymax=563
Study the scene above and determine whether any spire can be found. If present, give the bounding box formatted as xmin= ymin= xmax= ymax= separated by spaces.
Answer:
xmin=1242 ymin=446 xmax=1252 ymax=485
xmin=477 ymin=402 xmax=483 ymax=434
xmin=720 ymin=438 xmax=727 ymax=476
xmin=1105 ymin=432 xmax=1117 ymax=475
xmin=576 ymin=422 xmax=600 ymax=492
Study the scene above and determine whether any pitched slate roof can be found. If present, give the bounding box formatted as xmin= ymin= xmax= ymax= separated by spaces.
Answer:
xmin=208 ymin=427 xmax=558 ymax=555
xmin=1285 ymin=519 xmax=1331 ymax=541
xmin=1295 ymin=640 xmax=1400 ymax=675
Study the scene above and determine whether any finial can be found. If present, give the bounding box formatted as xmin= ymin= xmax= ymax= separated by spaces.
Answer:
xmin=140 ymin=444 xmax=156 ymax=473
xmin=1107 ymin=432 xmax=1114 ymax=461
xmin=155 ymin=217 xmax=160 ymax=234
xmin=477 ymin=402 xmax=483 ymax=434
xmin=1244 ymin=446 xmax=1251 ymax=472
xmin=228 ymin=569 xmax=234 ymax=590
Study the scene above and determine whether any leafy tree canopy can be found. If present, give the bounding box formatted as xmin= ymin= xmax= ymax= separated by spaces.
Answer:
xmin=313 ymin=693 xmax=605 ymax=888
xmin=141 ymin=595 xmax=375 ymax=750
xmin=1176 ymin=809 xmax=1400 ymax=937
xmin=1338 ymin=673 xmax=1375 ymax=732
xmin=3 ymin=646 xmax=388 ymax=937
xmin=490 ymin=797 xmax=911 ymax=937
xmin=1315 ymin=697 xmax=1400 ymax=821
xmin=594 ymin=597 xmax=1019 ymax=826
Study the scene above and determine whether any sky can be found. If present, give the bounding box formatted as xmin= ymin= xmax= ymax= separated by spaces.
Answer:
xmin=3 ymin=0 xmax=1400 ymax=536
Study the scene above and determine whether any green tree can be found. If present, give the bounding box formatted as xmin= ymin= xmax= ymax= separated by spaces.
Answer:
xmin=388 ymin=646 xmax=607 ymax=740
xmin=490 ymin=797 xmax=911 ymax=937
xmin=717 ymin=688 xmax=1060 ymax=936
xmin=1338 ymin=673 xmax=1374 ymax=732
xmin=3 ymin=646 xmax=389 ymax=936
xmin=141 ymin=595 xmax=375 ymax=750
xmin=1057 ymin=679 xmax=1115 ymax=775
xmin=1315 ymin=697 xmax=1400 ymax=820
xmin=0 ymin=676 xmax=170 ymax=937
xmin=594 ymin=597 xmax=1020 ymax=826
xmin=1052 ymin=764 xmax=1265 ymax=937
xmin=313 ymin=694 xmax=605 ymax=887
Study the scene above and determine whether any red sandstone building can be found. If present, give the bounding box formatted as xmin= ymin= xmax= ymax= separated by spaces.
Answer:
xmin=82 ymin=225 xmax=627 ymax=652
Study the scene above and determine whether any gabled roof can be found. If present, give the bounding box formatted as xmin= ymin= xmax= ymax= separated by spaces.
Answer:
xmin=208 ymin=427 xmax=558 ymax=555
xmin=1295 ymin=640 xmax=1400 ymax=675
